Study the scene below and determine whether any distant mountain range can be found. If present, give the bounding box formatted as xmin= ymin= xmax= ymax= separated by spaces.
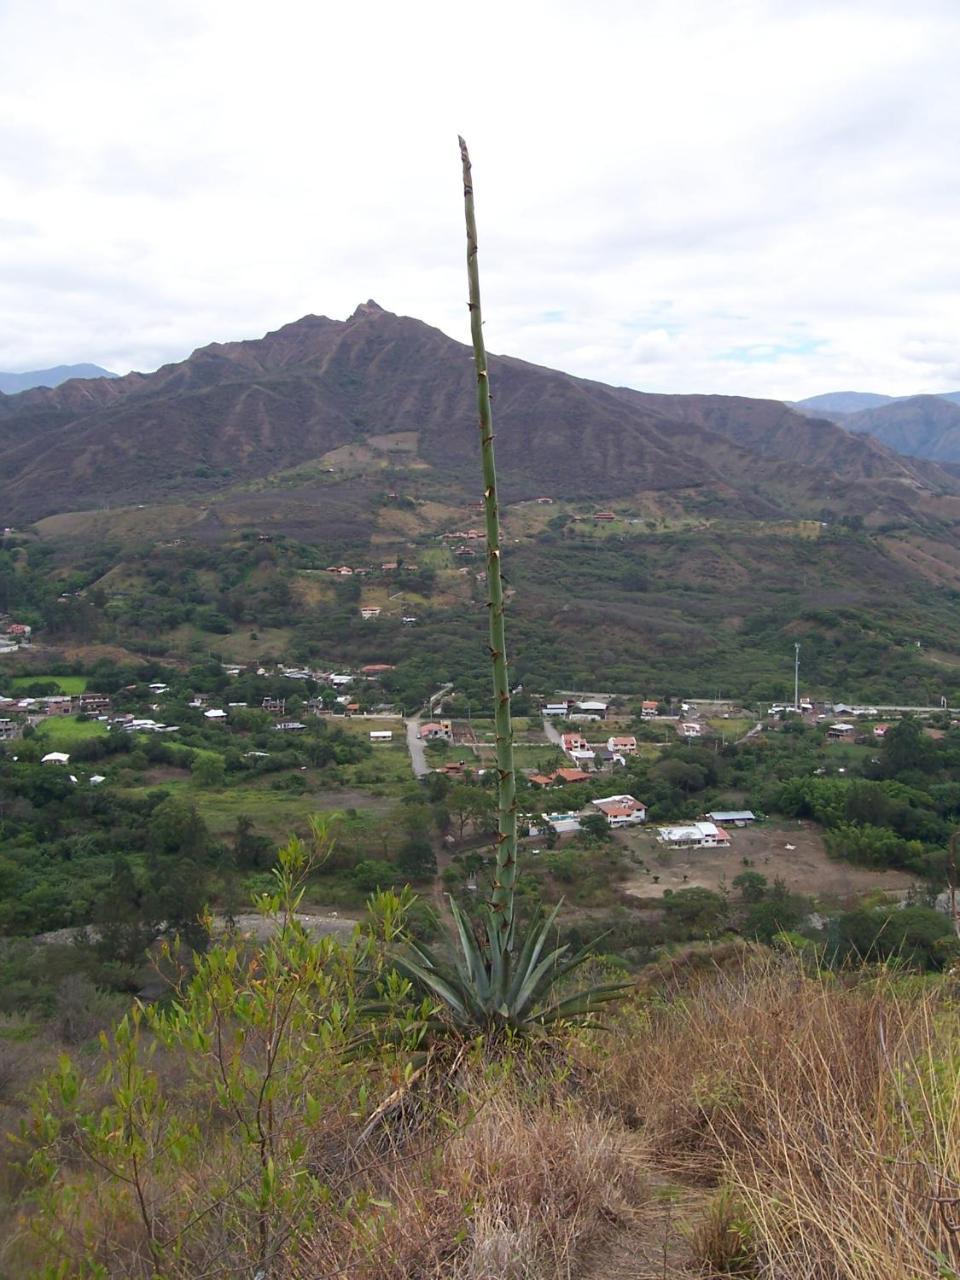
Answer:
xmin=792 ymin=391 xmax=960 ymax=464
xmin=0 ymin=364 xmax=117 ymax=395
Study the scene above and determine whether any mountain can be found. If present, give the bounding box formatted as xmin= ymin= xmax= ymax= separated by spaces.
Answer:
xmin=7 ymin=303 xmax=960 ymax=703
xmin=0 ymin=302 xmax=954 ymax=524
xmin=794 ymin=391 xmax=896 ymax=416
xmin=0 ymin=363 xmax=118 ymax=395
xmin=839 ymin=395 xmax=960 ymax=464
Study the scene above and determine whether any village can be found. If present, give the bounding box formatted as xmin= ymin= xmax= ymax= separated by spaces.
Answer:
xmin=3 ymin=617 xmax=949 ymax=886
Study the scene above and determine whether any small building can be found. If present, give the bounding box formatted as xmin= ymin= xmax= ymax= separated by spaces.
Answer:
xmin=275 ymin=721 xmax=306 ymax=732
xmin=594 ymin=512 xmax=616 ymax=522
xmin=41 ymin=751 xmax=70 ymax=766
xmin=591 ymin=794 xmax=647 ymax=826
xmin=873 ymin=723 xmax=890 ymax=738
xmin=0 ymin=718 xmax=20 ymax=740
xmin=361 ymin=664 xmax=395 ymax=677
xmin=78 ymin=693 xmax=111 ymax=714
xmin=360 ymin=607 xmax=381 ymax=620
xmin=657 ymin=822 xmax=730 ymax=849
xmin=827 ymin=722 xmax=855 ymax=741
xmin=369 ymin=730 xmax=393 ymax=743
xmin=204 ymin=709 xmax=228 ymax=722
xmin=572 ymin=700 xmax=608 ymax=721
xmin=641 ymin=700 xmax=659 ymax=719
xmin=42 ymin=696 xmax=74 ymax=717
xmin=528 ymin=767 xmax=593 ymax=786
xmin=89 ymin=775 xmax=106 ymax=786
xmin=560 ymin=731 xmax=590 ymax=754
xmin=705 ymin=810 xmax=756 ymax=827
xmin=419 ymin=720 xmax=453 ymax=742
xmin=607 ymin=735 xmax=638 ymax=755
xmin=681 ymin=722 xmax=702 ymax=738
xmin=543 ymin=702 xmax=569 ymax=717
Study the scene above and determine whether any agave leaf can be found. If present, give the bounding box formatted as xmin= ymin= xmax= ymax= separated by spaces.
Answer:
xmin=390 ymin=953 xmax=470 ymax=1022
xmin=535 ymin=981 xmax=633 ymax=1026
xmin=512 ymin=942 xmax=573 ymax=1018
xmin=507 ymin=903 xmax=559 ymax=1001
xmin=449 ymin=898 xmax=490 ymax=1000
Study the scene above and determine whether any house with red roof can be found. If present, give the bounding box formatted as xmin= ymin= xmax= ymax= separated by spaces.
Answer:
xmin=590 ymin=794 xmax=647 ymax=826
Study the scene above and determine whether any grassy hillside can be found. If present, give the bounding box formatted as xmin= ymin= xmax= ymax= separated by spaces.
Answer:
xmin=2 ymin=939 xmax=956 ymax=1279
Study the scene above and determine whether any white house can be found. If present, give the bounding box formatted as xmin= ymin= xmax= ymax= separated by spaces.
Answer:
xmin=641 ymin=700 xmax=659 ymax=719
xmin=590 ymin=794 xmax=647 ymax=826
xmin=369 ymin=730 xmax=393 ymax=742
xmin=657 ymin=821 xmax=730 ymax=849
xmin=607 ymin=735 xmax=638 ymax=755
xmin=681 ymin=722 xmax=702 ymax=738
xmin=543 ymin=702 xmax=569 ymax=717
xmin=204 ymin=709 xmax=228 ymax=722
xmin=41 ymin=751 xmax=70 ymax=765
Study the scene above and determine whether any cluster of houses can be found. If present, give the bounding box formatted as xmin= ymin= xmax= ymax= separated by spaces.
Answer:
xmin=553 ymin=730 xmax=640 ymax=773
xmin=539 ymin=804 xmax=757 ymax=847
xmin=0 ymin=690 xmax=113 ymax=740
xmin=0 ymin=621 xmax=30 ymax=653
xmin=325 ymin=562 xmax=419 ymax=577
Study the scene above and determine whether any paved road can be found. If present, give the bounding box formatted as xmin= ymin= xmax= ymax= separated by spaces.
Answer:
xmin=542 ymin=715 xmax=563 ymax=746
xmin=406 ymin=715 xmax=430 ymax=777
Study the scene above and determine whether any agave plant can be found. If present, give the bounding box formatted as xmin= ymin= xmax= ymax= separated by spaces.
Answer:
xmin=392 ymin=897 xmax=628 ymax=1035
xmin=375 ymin=140 xmax=630 ymax=1041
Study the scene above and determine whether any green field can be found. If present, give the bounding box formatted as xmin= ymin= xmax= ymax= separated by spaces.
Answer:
xmin=35 ymin=715 xmax=108 ymax=746
xmin=11 ymin=675 xmax=88 ymax=694
xmin=337 ymin=719 xmax=413 ymax=787
xmin=706 ymin=717 xmax=754 ymax=740
xmin=192 ymin=784 xmax=395 ymax=839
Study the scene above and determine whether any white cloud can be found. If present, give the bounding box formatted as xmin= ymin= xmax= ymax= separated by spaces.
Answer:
xmin=0 ymin=0 xmax=957 ymax=399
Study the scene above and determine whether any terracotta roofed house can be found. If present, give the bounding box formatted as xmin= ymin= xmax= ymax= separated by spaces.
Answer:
xmin=590 ymin=794 xmax=647 ymax=826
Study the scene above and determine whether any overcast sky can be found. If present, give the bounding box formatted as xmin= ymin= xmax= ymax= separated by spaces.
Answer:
xmin=1 ymin=0 xmax=957 ymax=399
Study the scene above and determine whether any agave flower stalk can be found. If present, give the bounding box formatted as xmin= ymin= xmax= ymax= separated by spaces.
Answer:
xmin=459 ymin=136 xmax=517 ymax=943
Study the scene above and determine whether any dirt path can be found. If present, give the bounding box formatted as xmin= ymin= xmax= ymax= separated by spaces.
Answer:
xmin=578 ymin=1181 xmax=707 ymax=1279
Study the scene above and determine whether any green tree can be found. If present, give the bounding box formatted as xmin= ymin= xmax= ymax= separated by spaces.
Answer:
xmin=396 ymin=836 xmax=437 ymax=881
xmin=191 ymin=753 xmax=225 ymax=788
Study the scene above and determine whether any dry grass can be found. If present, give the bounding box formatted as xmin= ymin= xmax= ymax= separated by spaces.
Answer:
xmin=298 ymin=1079 xmax=648 ymax=1280
xmin=584 ymin=951 xmax=960 ymax=1278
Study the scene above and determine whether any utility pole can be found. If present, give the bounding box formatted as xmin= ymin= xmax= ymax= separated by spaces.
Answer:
xmin=794 ymin=642 xmax=800 ymax=711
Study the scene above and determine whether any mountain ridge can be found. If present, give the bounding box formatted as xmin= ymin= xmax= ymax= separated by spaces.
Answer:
xmin=1 ymin=304 xmax=956 ymax=525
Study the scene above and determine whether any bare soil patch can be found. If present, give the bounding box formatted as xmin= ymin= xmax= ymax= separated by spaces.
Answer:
xmin=621 ymin=820 xmax=915 ymax=908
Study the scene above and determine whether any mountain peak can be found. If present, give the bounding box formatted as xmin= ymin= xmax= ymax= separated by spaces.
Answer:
xmin=349 ymin=300 xmax=388 ymax=320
